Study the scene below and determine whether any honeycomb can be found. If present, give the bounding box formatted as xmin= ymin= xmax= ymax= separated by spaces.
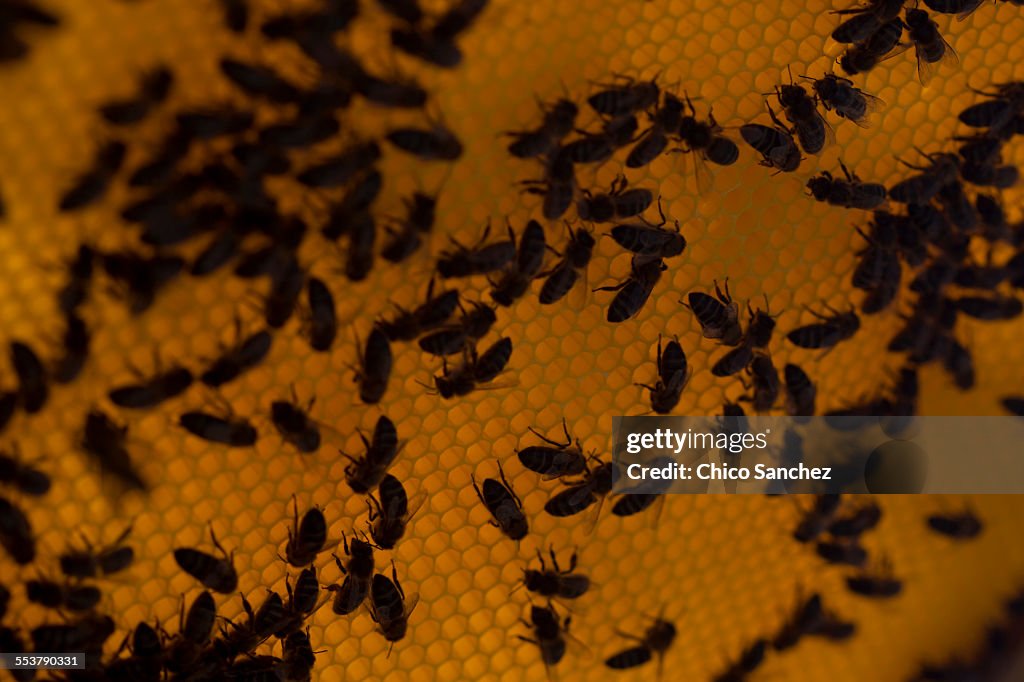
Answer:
xmin=1 ymin=0 xmax=1024 ymax=680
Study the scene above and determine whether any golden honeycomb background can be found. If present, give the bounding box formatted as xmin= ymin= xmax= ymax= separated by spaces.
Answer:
xmin=1 ymin=0 xmax=1024 ymax=680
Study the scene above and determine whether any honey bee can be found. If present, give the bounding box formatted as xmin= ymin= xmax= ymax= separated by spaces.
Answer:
xmin=740 ymin=102 xmax=802 ymax=172
xmin=355 ymin=327 xmax=393 ymax=404
xmin=473 ymin=462 xmax=528 ymax=541
xmin=783 ymin=363 xmax=817 ymax=419
xmin=793 ymin=494 xmax=842 ymax=543
xmin=594 ymin=256 xmax=667 ymax=323
xmin=328 ymin=532 xmax=375 ymax=616
xmin=517 ymin=603 xmax=573 ymax=671
xmin=58 ymin=523 xmax=134 ymax=578
xmin=577 ymin=176 xmax=654 ymax=223
xmin=544 ymin=458 xmax=615 ymax=519
xmin=99 ymin=65 xmax=173 ymax=126
xmin=506 ymin=97 xmax=578 ymax=159
xmin=341 ymin=415 xmax=402 ymax=494
xmin=786 ymin=306 xmax=861 ymax=350
xmin=369 ymin=561 xmax=419 ymax=655
xmin=927 ymin=510 xmax=983 ymax=539
xmin=904 ymin=8 xmax=959 ymax=84
xmin=773 ymin=75 xmax=833 ymax=154
xmin=807 ymin=74 xmax=884 ymax=127
xmin=368 ymin=474 xmax=423 ymax=549
xmin=437 ymin=222 xmax=517 ymax=279
xmin=846 ymin=559 xmax=903 ymax=599
xmin=517 ymin=418 xmax=587 ymax=480
xmin=520 ymin=546 xmax=591 ymax=600
xmin=684 ymin=279 xmax=743 ymax=345
xmin=539 ymin=224 xmax=595 ymax=306
xmin=626 ymin=92 xmax=684 ymax=168
xmin=713 ymin=638 xmax=767 ymax=682
xmin=838 ymin=19 xmax=904 ymax=76
xmin=173 ymin=526 xmax=237 ymax=594
xmin=284 ymin=497 xmax=328 ymax=567
xmin=387 ymin=122 xmax=463 ymax=160
xmin=58 ymin=141 xmax=127 ymax=212
xmin=587 ymin=75 xmax=660 ymax=117
xmin=635 ymin=335 xmax=689 ymax=414
xmin=806 ymin=161 xmax=887 ymax=209
xmin=605 ymin=613 xmax=677 ymax=676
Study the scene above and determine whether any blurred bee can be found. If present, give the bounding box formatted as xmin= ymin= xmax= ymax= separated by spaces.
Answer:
xmin=281 ymin=629 xmax=320 ymax=682
xmin=587 ymin=75 xmax=660 ymax=117
xmin=271 ymin=390 xmax=321 ymax=454
xmin=927 ymin=510 xmax=983 ymax=539
xmin=903 ymin=8 xmax=959 ymax=84
xmin=577 ymin=176 xmax=654 ymax=223
xmin=807 ymin=161 xmax=887 ymax=209
xmin=10 ymin=340 xmax=47 ymax=413
xmin=490 ymin=219 xmax=548 ymax=307
xmin=81 ymin=409 xmax=148 ymax=492
xmin=296 ymin=141 xmax=381 ymax=188
xmin=179 ymin=409 xmax=258 ymax=447
xmin=108 ymin=363 xmax=193 ymax=409
xmin=816 ymin=539 xmax=868 ymax=567
xmin=99 ymin=65 xmax=173 ymax=126
xmin=369 ymin=561 xmax=418 ymax=655
xmin=218 ymin=0 xmax=250 ymax=32
xmin=285 ymin=497 xmax=328 ymax=567
xmin=58 ymin=140 xmax=127 ymax=212
xmin=961 ymin=160 xmax=1019 ymax=188
xmin=1003 ymin=396 xmax=1024 ymax=416
xmin=382 ymin=191 xmax=439 ymax=264
xmin=517 ymin=418 xmax=587 ymax=480
xmin=713 ymin=638 xmax=767 ymax=682
xmin=377 ymin=281 xmax=460 ymax=342
xmin=684 ymin=279 xmax=743 ymax=346
xmin=175 ymin=105 xmax=254 ymax=140
xmin=437 ymin=222 xmax=517 ymax=279
xmin=783 ymin=363 xmax=816 ymax=419
xmin=163 ymin=591 xmax=216 ymax=674
xmin=0 ymin=448 xmax=50 ymax=497
xmin=341 ymin=415 xmax=402 ymax=494
xmin=636 ymin=335 xmax=689 ymax=414
xmin=26 ymin=577 xmax=101 ymax=612
xmin=561 ymin=116 xmax=634 ymax=164
xmin=304 ymin=277 xmax=337 ymax=352
xmin=712 ymin=300 xmax=776 ymax=377
xmin=353 ymin=69 xmax=428 ymax=109
xmin=386 ymin=122 xmax=463 ymax=160
xmin=773 ymin=592 xmax=855 ymax=650
xmin=740 ymin=102 xmax=802 ymax=172
xmin=922 ymin=0 xmax=985 ymax=20
xmin=517 ymin=603 xmax=573 ymax=671
xmin=0 ymin=391 xmax=14 ymax=434
xmin=773 ymin=73 xmax=833 ymax=154
xmin=838 ymin=19 xmax=904 ymax=76
xmin=31 ymin=614 xmax=115 ymax=659
xmin=173 ymin=525 xmax=238 ymax=594
xmin=329 ymin=532 xmax=376 ymax=616
xmin=954 ymin=294 xmax=1022 ymax=320
xmin=368 ymin=474 xmax=423 ymax=550
xmin=472 ymin=462 xmax=528 ymax=541
xmin=355 ymin=327 xmax=392 ymax=404
xmin=57 ymin=243 xmax=95 ymax=315
xmin=432 ymin=0 xmax=489 ymax=43
xmin=846 ymin=559 xmax=903 ymax=599
xmin=430 ymin=337 xmax=513 ymax=398
xmin=852 ymin=223 xmax=901 ymax=303
xmin=786 ymin=306 xmax=861 ymax=350
xmin=197 ymin=325 xmax=272 ymax=387
xmin=743 ymin=353 xmax=780 ymax=414
xmin=520 ymin=147 xmax=577 ymax=220
xmin=605 ymin=613 xmax=677 ymax=676
xmin=626 ymin=92 xmax=684 ymax=168
xmin=829 ymin=501 xmax=882 ymax=538
xmin=390 ymin=25 xmax=462 ymax=69
xmin=506 ymin=97 xmax=578 ymax=159
xmin=418 ymin=301 xmax=496 ymax=357
xmin=100 ymin=249 xmax=185 ymax=315
xmin=0 ymin=495 xmax=34 ymax=564
xmin=674 ymin=94 xmax=740 ymax=193
xmin=539 ymin=224 xmax=595 ymax=306
xmin=521 ymin=546 xmax=590 ymax=601
xmin=58 ymin=523 xmax=133 ymax=579
xmin=794 ymin=494 xmax=842 ymax=543
xmin=830 ymin=0 xmax=905 ymax=43
xmin=544 ymin=458 xmax=615 ymax=519
xmin=595 ymin=256 xmax=667 ymax=323
xmin=807 ymin=74 xmax=884 ymax=126
xmin=958 ymin=91 xmax=1021 ymax=137
xmin=936 ymin=180 xmax=977 ymax=232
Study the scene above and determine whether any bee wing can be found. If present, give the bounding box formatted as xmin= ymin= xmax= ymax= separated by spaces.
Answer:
xmin=567 ymin=264 xmax=591 ymax=312
xmin=819 ymin=114 xmax=836 ymax=151
xmin=403 ymin=491 xmax=429 ymax=523
xmin=848 ymin=92 xmax=887 ymax=128
xmin=403 ymin=592 xmax=421 ymax=619
xmin=690 ymin=150 xmax=715 ymax=196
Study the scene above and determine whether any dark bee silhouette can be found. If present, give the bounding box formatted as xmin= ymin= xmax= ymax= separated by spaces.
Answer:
xmin=774 ymin=76 xmax=832 ymax=154
xmin=81 ymin=410 xmax=148 ymax=492
xmin=303 ymin=277 xmax=337 ymax=352
xmin=58 ymin=140 xmax=127 ymax=212
xmin=922 ymin=0 xmax=985 ymax=21
xmin=627 ymin=92 xmax=684 ymax=168
xmin=173 ymin=526 xmax=238 ymax=594
xmin=609 ymin=206 xmax=686 ymax=259
xmin=545 ymin=458 xmax=614 ymax=518
xmin=0 ymin=391 xmax=14 ymax=434
xmin=341 ymin=415 xmax=401 ymax=494
xmin=490 ymin=219 xmax=547 ymax=307
xmin=418 ymin=301 xmax=496 ymax=356
xmin=711 ymin=301 xmax=775 ymax=377
xmin=807 ymin=161 xmax=887 ymax=209
xmin=473 ymin=462 xmax=528 ymax=541
xmin=26 ymin=577 xmax=101 ymax=612
xmin=794 ymin=494 xmax=842 ymax=543
xmin=674 ymin=93 xmax=739 ymax=192
xmin=369 ymin=561 xmax=418 ymax=655
xmin=284 ymin=497 xmax=328 ymax=567
xmin=927 ymin=510 xmax=983 ymax=539
xmin=808 ymin=74 xmax=884 ymax=127
xmin=10 ymin=340 xmax=47 ymax=413
xmin=220 ymin=57 xmax=301 ymax=102
xmin=430 ymin=337 xmax=512 ymax=398
xmin=561 ymin=114 xmax=637 ymax=164
xmin=390 ymin=26 xmax=462 ymax=68
xmin=816 ymin=539 xmax=869 ymax=567
xmin=382 ymin=191 xmax=438 ymax=263
xmin=684 ymin=279 xmax=743 ymax=345
xmin=431 ymin=0 xmax=489 ymax=41
xmin=355 ymin=327 xmax=392 ymax=404
xmin=296 ymin=141 xmax=381 ymax=187
xmin=846 ymin=561 xmax=903 ymax=599
xmin=605 ymin=613 xmax=677 ymax=676
xmin=219 ymin=0 xmax=249 ymax=31
xmin=57 ymin=243 xmax=95 ymax=314
xmin=278 ymin=566 xmax=321 ymax=636
xmin=354 ymin=68 xmax=428 ymax=109
xmin=387 ymin=122 xmax=463 ymax=160
xmin=437 ymin=222 xmax=516 ymax=279
xmin=587 ymin=75 xmax=660 ymax=117
xmin=577 ymin=176 xmax=654 ymax=223
xmin=179 ymin=410 xmax=257 ymax=447
xmin=506 ymin=98 xmax=578 ymax=159
xmin=636 ymin=335 xmax=689 ymax=414
xmin=271 ymin=391 xmax=321 ymax=454
xmin=829 ymin=501 xmax=882 ymax=538
xmin=522 ymin=546 xmax=590 ymax=600
xmin=518 ymin=603 xmax=573 ymax=671
xmin=539 ymin=224 xmax=595 ymax=305
xmin=741 ymin=102 xmax=802 ymax=172
xmin=470 ymin=336 xmax=513 ymax=383
xmin=175 ymin=106 xmax=254 ymax=139
xmin=377 ymin=281 xmax=460 ymax=342
xmin=99 ymin=65 xmax=173 ymax=125
xmin=783 ymin=363 xmax=816 ymax=418
xmin=0 ymin=495 xmax=34 ymax=564
xmin=264 ymin=258 xmax=306 ymax=327
xmin=954 ymin=294 xmax=1022 ymax=320
xmin=329 ymin=532 xmax=375 ymax=615
xmin=904 ymin=8 xmax=958 ymax=84
xmin=831 ymin=0 xmax=900 ymax=43
xmin=281 ymin=629 xmax=319 ymax=681
xmin=743 ymin=353 xmax=780 ymax=414
xmin=260 ymin=112 xmax=342 ymax=150
xmin=517 ymin=418 xmax=587 ymax=480
xmin=838 ymin=18 xmax=904 ymax=75
xmin=200 ymin=326 xmax=272 ymax=387
xmin=958 ymin=97 xmax=1018 ymax=135
xmin=376 ymin=0 xmax=424 ymax=25
xmin=787 ymin=306 xmax=861 ymax=350
xmin=773 ymin=592 xmax=855 ymax=651
xmin=100 ymin=249 xmax=185 ymax=314
xmin=163 ymin=590 xmax=216 ymax=674
xmin=108 ymin=364 xmax=193 ymax=409
xmin=0 ymin=448 xmax=50 ymax=496
xmin=1003 ymin=396 xmax=1024 ymax=417
xmin=595 ymin=256 xmax=667 ymax=323
xmin=31 ymin=614 xmax=115 ymax=658
xmin=520 ymin=147 xmax=577 ymax=220
xmin=368 ymin=474 xmax=421 ymax=549
xmin=58 ymin=523 xmax=133 ymax=578
xmin=713 ymin=638 xmax=767 ymax=682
